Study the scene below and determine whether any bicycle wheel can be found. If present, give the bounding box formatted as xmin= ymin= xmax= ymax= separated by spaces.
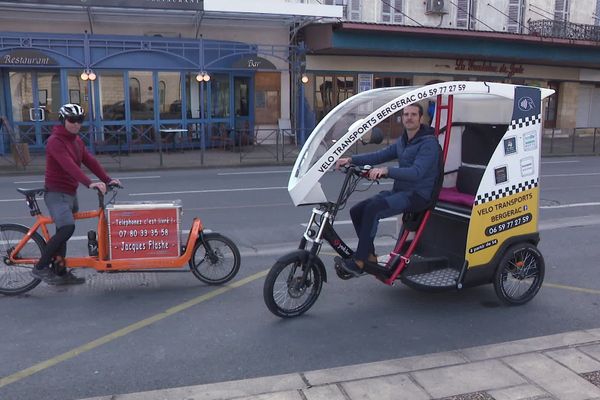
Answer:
xmin=263 ymin=253 xmax=324 ymax=318
xmin=494 ymin=243 xmax=545 ymax=305
xmin=189 ymin=233 xmax=240 ymax=285
xmin=0 ymin=224 xmax=45 ymax=296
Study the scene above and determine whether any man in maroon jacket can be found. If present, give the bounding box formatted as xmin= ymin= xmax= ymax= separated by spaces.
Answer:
xmin=31 ymin=103 xmax=121 ymax=285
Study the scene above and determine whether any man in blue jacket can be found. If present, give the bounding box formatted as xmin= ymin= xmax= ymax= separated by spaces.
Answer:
xmin=335 ymin=103 xmax=441 ymax=277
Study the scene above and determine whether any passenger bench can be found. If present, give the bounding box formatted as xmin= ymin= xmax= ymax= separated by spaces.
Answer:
xmin=437 ymin=124 xmax=507 ymax=216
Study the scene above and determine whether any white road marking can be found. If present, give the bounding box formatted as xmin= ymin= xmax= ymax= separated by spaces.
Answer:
xmin=302 ymin=217 xmax=397 ymax=227
xmin=541 ymin=160 xmax=579 ymax=164
xmin=541 ymin=202 xmax=600 ymax=209
xmin=13 ymin=176 xmax=161 ymax=184
xmin=129 ymin=186 xmax=287 ymax=196
xmin=217 ymin=170 xmax=291 ymax=175
xmin=541 ymin=172 xmax=600 ymax=178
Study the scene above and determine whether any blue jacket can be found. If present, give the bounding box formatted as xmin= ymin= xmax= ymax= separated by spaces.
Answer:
xmin=352 ymin=124 xmax=441 ymax=205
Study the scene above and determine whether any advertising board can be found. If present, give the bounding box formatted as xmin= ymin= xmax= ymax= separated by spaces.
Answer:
xmin=107 ymin=203 xmax=181 ymax=260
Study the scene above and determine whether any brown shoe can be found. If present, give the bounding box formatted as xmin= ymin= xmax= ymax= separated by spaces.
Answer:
xmin=368 ymin=253 xmax=378 ymax=263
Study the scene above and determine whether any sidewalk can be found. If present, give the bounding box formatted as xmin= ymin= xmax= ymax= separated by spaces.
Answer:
xmin=83 ymin=329 xmax=600 ymax=400
xmin=0 ymin=146 xmax=297 ymax=176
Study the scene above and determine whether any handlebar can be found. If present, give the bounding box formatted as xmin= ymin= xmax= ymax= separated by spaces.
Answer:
xmin=93 ymin=182 xmax=124 ymax=208
xmin=342 ymin=163 xmax=372 ymax=176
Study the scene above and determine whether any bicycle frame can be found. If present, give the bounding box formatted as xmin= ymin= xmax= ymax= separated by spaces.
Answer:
xmin=9 ymin=191 xmax=203 ymax=271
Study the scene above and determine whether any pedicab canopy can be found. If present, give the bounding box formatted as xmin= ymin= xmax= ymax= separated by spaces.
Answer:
xmin=288 ymin=81 xmax=555 ymax=207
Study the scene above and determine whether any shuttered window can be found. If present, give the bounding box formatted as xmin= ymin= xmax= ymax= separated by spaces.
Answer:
xmin=381 ymin=0 xmax=403 ymax=23
xmin=507 ymin=0 xmax=524 ymax=33
xmin=348 ymin=0 xmax=361 ymax=21
xmin=554 ymin=0 xmax=569 ymax=22
xmin=596 ymin=0 xmax=600 ymax=26
xmin=456 ymin=0 xmax=468 ymax=28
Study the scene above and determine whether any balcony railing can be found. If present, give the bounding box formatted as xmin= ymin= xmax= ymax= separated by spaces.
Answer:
xmin=528 ymin=19 xmax=600 ymax=41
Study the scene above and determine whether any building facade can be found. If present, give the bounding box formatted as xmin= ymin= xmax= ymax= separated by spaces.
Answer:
xmin=0 ymin=0 xmax=341 ymax=155
xmin=300 ymin=0 xmax=600 ymax=139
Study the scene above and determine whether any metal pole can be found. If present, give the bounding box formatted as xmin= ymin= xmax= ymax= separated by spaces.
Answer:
xmin=200 ymin=82 xmax=205 ymax=165
xmin=300 ymin=81 xmax=305 ymax=145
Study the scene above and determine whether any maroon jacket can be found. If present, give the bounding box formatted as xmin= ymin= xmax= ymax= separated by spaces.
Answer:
xmin=45 ymin=125 xmax=111 ymax=195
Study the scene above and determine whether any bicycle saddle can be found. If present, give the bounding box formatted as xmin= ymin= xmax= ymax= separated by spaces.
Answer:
xmin=17 ymin=188 xmax=46 ymax=197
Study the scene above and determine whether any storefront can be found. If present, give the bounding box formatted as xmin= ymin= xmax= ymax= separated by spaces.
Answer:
xmin=0 ymin=1 xmax=345 ymax=157
xmin=0 ymin=32 xmax=293 ymax=154
xmin=299 ymin=23 xmax=600 ymax=138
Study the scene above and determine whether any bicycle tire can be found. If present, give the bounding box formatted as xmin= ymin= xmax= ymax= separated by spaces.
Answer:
xmin=494 ymin=242 xmax=545 ymax=305
xmin=0 ymin=224 xmax=45 ymax=296
xmin=189 ymin=233 xmax=240 ymax=285
xmin=263 ymin=252 xmax=324 ymax=318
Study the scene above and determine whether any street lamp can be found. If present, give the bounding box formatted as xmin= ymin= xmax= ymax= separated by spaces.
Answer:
xmin=196 ymin=71 xmax=210 ymax=82
xmin=80 ymin=69 xmax=97 ymax=81
xmin=80 ymin=68 xmax=98 ymax=152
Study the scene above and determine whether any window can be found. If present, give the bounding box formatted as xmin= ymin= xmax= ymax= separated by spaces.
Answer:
xmin=374 ymin=76 xmax=411 ymax=88
xmin=185 ymin=72 xmax=208 ymax=119
xmin=129 ymin=77 xmax=141 ymax=104
xmin=99 ymin=72 xmax=125 ymax=121
xmin=456 ymin=0 xmax=476 ymax=29
xmin=348 ymin=0 xmax=361 ymax=20
xmin=157 ymin=72 xmax=181 ymax=120
xmin=507 ymin=0 xmax=524 ymax=33
xmin=456 ymin=0 xmax=468 ymax=28
xmin=314 ymin=74 xmax=356 ymax=122
xmin=554 ymin=0 xmax=569 ymax=21
xmin=210 ymin=74 xmax=230 ymax=118
xmin=129 ymin=71 xmax=154 ymax=120
xmin=596 ymin=0 xmax=600 ymax=26
xmin=255 ymin=72 xmax=280 ymax=124
xmin=381 ymin=0 xmax=403 ymax=24
xmin=67 ymin=71 xmax=89 ymax=116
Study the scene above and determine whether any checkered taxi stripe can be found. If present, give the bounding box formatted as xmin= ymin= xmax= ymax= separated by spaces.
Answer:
xmin=510 ymin=114 xmax=541 ymax=130
xmin=475 ymin=179 xmax=538 ymax=206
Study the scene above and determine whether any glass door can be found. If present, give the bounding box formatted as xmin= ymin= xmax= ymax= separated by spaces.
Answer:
xmin=234 ymin=76 xmax=251 ymax=146
xmin=9 ymin=70 xmax=61 ymax=148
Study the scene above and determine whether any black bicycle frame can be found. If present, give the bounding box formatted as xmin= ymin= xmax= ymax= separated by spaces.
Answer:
xmin=298 ymin=167 xmax=361 ymax=260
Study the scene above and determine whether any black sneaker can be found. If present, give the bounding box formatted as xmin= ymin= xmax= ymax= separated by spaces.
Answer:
xmin=335 ymin=257 xmax=366 ymax=278
xmin=52 ymin=270 xmax=86 ymax=285
xmin=31 ymin=268 xmax=63 ymax=284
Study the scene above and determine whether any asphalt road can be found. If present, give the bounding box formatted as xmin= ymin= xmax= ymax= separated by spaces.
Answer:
xmin=1 ymin=157 xmax=599 ymax=400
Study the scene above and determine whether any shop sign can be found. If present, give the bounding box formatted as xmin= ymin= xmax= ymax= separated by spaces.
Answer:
xmin=455 ymin=59 xmax=524 ymax=78
xmin=1 ymin=49 xmax=57 ymax=66
xmin=15 ymin=1 xmax=203 ymax=10
xmin=232 ymin=56 xmax=277 ymax=70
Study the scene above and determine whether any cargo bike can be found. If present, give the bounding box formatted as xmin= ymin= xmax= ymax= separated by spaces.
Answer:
xmin=0 ymin=184 xmax=240 ymax=295
xmin=263 ymin=81 xmax=554 ymax=318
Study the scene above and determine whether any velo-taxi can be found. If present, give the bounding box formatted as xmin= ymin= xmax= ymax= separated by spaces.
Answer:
xmin=263 ymin=81 xmax=554 ymax=318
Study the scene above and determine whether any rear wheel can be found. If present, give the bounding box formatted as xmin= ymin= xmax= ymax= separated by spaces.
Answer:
xmin=263 ymin=253 xmax=323 ymax=318
xmin=0 ymin=224 xmax=45 ymax=296
xmin=189 ymin=233 xmax=240 ymax=285
xmin=494 ymin=243 xmax=544 ymax=305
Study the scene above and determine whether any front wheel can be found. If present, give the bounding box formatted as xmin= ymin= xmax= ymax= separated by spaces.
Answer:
xmin=189 ymin=233 xmax=240 ymax=285
xmin=263 ymin=253 xmax=324 ymax=318
xmin=0 ymin=224 xmax=45 ymax=296
xmin=494 ymin=243 xmax=545 ymax=305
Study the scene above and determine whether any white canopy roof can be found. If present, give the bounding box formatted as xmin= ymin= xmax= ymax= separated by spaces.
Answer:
xmin=288 ymin=81 xmax=554 ymax=206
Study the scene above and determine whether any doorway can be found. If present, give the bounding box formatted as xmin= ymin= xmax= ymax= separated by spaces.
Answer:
xmin=234 ymin=75 xmax=251 ymax=145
